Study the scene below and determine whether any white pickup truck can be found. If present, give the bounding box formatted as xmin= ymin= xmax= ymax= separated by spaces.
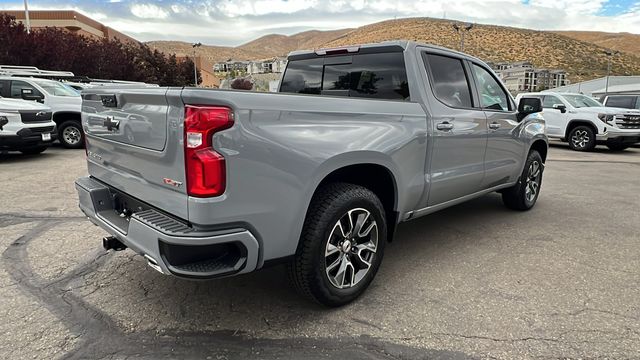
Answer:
xmin=516 ymin=92 xmax=640 ymax=151
xmin=0 ymin=77 xmax=83 ymax=149
xmin=0 ymin=96 xmax=56 ymax=154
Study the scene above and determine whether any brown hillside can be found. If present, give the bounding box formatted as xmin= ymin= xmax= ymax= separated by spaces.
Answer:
xmin=555 ymin=31 xmax=640 ymax=55
xmin=147 ymin=29 xmax=350 ymax=63
xmin=238 ymin=29 xmax=351 ymax=57
xmin=322 ymin=18 xmax=640 ymax=82
xmin=148 ymin=18 xmax=640 ymax=82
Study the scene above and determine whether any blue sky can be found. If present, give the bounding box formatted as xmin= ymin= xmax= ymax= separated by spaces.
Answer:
xmin=1 ymin=0 xmax=640 ymax=45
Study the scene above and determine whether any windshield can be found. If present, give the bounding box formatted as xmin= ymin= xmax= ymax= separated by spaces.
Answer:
xmin=32 ymin=79 xmax=80 ymax=97
xmin=563 ymin=94 xmax=602 ymax=108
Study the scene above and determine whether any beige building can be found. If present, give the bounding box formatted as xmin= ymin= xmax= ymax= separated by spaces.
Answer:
xmin=494 ymin=61 xmax=569 ymax=94
xmin=3 ymin=10 xmax=137 ymax=43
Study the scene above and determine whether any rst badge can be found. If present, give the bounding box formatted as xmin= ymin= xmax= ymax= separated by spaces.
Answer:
xmin=163 ymin=178 xmax=183 ymax=188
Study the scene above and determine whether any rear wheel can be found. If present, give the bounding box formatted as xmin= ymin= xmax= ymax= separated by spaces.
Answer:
xmin=502 ymin=150 xmax=544 ymax=211
xmin=568 ymin=126 xmax=595 ymax=151
xmin=288 ymin=183 xmax=386 ymax=307
xmin=58 ymin=120 xmax=84 ymax=149
xmin=19 ymin=146 xmax=47 ymax=155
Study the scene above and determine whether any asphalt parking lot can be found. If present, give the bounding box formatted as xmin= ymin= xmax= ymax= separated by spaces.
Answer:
xmin=0 ymin=142 xmax=639 ymax=360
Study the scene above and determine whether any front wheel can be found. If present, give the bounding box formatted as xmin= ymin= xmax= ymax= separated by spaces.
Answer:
xmin=568 ymin=126 xmax=595 ymax=151
xmin=288 ymin=183 xmax=386 ymax=307
xmin=58 ymin=120 xmax=84 ymax=149
xmin=502 ymin=150 xmax=544 ymax=211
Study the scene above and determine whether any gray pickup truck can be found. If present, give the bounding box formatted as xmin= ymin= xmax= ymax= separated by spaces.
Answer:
xmin=75 ymin=41 xmax=547 ymax=306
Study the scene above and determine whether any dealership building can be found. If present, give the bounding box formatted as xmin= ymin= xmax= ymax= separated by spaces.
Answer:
xmin=3 ymin=10 xmax=137 ymax=43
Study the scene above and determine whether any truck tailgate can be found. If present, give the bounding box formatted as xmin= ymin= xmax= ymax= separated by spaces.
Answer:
xmin=82 ymin=88 xmax=189 ymax=220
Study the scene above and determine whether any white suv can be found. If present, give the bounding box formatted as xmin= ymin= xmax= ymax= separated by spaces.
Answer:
xmin=0 ymin=96 xmax=56 ymax=154
xmin=0 ymin=77 xmax=83 ymax=148
xmin=515 ymin=92 xmax=640 ymax=151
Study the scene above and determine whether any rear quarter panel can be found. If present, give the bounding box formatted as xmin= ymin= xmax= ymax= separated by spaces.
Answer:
xmin=181 ymin=89 xmax=428 ymax=263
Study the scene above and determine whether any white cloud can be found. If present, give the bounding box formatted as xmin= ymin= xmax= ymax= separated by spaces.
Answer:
xmin=130 ymin=3 xmax=169 ymax=19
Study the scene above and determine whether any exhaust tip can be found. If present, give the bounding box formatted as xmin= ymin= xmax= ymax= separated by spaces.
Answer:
xmin=144 ymin=254 xmax=165 ymax=275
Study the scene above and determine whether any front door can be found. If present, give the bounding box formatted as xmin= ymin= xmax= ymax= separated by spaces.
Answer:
xmin=469 ymin=63 xmax=523 ymax=188
xmin=421 ymin=52 xmax=488 ymax=206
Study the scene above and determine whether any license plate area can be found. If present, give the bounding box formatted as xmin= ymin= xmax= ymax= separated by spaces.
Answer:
xmin=41 ymin=133 xmax=51 ymax=141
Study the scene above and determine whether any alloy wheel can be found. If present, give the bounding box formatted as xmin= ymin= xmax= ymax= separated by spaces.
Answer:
xmin=571 ymin=129 xmax=589 ymax=149
xmin=525 ymin=160 xmax=541 ymax=203
xmin=325 ymin=208 xmax=378 ymax=289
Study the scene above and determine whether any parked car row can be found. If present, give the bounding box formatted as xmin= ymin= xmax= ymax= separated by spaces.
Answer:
xmin=0 ymin=76 xmax=84 ymax=150
xmin=516 ymin=91 xmax=640 ymax=151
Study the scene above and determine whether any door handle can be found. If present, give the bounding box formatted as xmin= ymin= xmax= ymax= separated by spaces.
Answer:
xmin=489 ymin=122 xmax=501 ymax=130
xmin=436 ymin=121 xmax=454 ymax=131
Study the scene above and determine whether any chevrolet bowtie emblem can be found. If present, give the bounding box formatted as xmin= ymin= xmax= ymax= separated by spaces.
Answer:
xmin=103 ymin=116 xmax=120 ymax=131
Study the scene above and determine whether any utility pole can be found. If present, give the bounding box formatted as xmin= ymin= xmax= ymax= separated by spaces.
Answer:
xmin=452 ymin=22 xmax=473 ymax=52
xmin=604 ymin=50 xmax=619 ymax=95
xmin=192 ymin=42 xmax=202 ymax=87
xmin=24 ymin=0 xmax=31 ymax=34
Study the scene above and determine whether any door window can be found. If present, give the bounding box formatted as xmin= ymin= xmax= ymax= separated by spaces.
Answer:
xmin=10 ymin=80 xmax=43 ymax=98
xmin=543 ymin=95 xmax=563 ymax=108
xmin=472 ymin=64 xmax=511 ymax=111
xmin=605 ymin=96 xmax=637 ymax=109
xmin=424 ymin=53 xmax=472 ymax=108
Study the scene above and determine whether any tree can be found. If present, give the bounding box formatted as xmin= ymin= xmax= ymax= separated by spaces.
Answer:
xmin=0 ymin=14 xmax=200 ymax=86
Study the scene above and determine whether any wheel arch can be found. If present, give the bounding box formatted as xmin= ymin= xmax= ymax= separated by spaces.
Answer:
xmin=52 ymin=111 xmax=81 ymax=124
xmin=565 ymin=119 xmax=598 ymax=139
xmin=529 ymin=139 xmax=548 ymax=162
xmin=306 ymin=161 xmax=400 ymax=244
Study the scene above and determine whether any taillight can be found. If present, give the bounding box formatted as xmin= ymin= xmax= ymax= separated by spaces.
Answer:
xmin=184 ymin=105 xmax=234 ymax=197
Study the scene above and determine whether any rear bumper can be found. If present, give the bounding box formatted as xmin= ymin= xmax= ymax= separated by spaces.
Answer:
xmin=75 ymin=176 xmax=260 ymax=279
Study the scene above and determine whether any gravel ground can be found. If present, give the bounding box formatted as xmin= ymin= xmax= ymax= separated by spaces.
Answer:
xmin=0 ymin=142 xmax=639 ymax=359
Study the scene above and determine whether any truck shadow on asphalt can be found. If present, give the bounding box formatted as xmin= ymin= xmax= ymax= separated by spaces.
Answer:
xmin=2 ymin=205 xmax=485 ymax=359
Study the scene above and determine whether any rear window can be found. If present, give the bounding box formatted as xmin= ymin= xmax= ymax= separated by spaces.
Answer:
xmin=280 ymin=52 xmax=410 ymax=101
xmin=605 ymin=96 xmax=638 ymax=109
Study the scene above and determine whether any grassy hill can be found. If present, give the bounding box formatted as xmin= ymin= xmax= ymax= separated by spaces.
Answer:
xmin=555 ymin=31 xmax=640 ymax=56
xmin=148 ymin=18 xmax=640 ymax=82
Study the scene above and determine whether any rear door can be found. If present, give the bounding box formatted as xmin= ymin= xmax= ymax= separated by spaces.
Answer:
xmin=540 ymin=94 xmax=568 ymax=136
xmin=82 ymin=88 xmax=189 ymax=220
xmin=421 ymin=51 xmax=488 ymax=206
xmin=468 ymin=62 xmax=522 ymax=188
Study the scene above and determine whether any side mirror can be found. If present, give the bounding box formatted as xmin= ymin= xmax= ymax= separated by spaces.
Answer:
xmin=21 ymin=89 xmax=44 ymax=102
xmin=517 ymin=97 xmax=543 ymax=122
xmin=553 ymin=104 xmax=567 ymax=113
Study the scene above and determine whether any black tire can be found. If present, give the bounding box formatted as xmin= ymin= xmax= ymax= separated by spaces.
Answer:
xmin=58 ymin=120 xmax=84 ymax=149
xmin=606 ymin=140 xmax=630 ymax=152
xmin=567 ymin=125 xmax=596 ymax=151
xmin=19 ymin=146 xmax=47 ymax=155
xmin=288 ymin=182 xmax=387 ymax=307
xmin=502 ymin=150 xmax=544 ymax=211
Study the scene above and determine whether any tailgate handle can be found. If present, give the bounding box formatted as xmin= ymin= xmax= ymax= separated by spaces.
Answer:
xmin=103 ymin=116 xmax=120 ymax=131
xmin=100 ymin=94 xmax=117 ymax=108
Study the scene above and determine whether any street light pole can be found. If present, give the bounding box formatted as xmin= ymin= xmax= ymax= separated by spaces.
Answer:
xmin=452 ymin=23 xmax=473 ymax=52
xmin=23 ymin=0 xmax=31 ymax=34
xmin=604 ymin=50 xmax=619 ymax=95
xmin=192 ymin=42 xmax=202 ymax=87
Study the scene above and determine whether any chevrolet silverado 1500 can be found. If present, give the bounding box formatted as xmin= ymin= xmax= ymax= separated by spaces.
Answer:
xmin=76 ymin=41 xmax=547 ymax=306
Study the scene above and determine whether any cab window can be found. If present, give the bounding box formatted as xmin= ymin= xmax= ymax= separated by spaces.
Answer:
xmin=472 ymin=64 xmax=511 ymax=111
xmin=424 ymin=53 xmax=473 ymax=108
xmin=10 ymin=80 xmax=43 ymax=99
xmin=543 ymin=95 xmax=563 ymax=108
